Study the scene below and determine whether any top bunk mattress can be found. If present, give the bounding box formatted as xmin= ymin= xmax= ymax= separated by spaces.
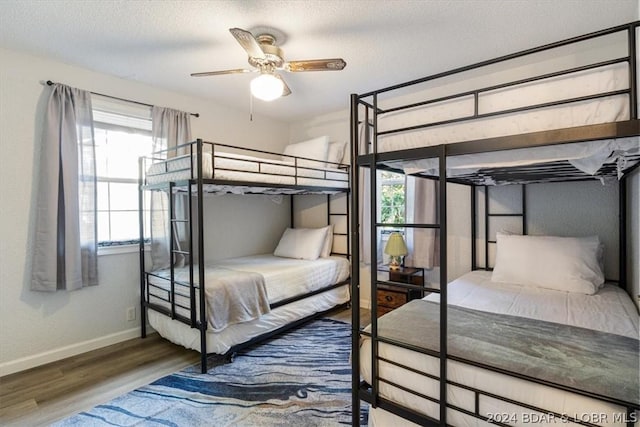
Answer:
xmin=145 ymin=150 xmax=349 ymax=189
xmin=376 ymin=63 xmax=630 ymax=151
xmin=362 ymin=63 xmax=640 ymax=183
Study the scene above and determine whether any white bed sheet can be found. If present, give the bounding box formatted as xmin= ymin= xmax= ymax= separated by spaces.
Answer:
xmin=146 ymin=151 xmax=348 ymax=188
xmin=377 ymin=64 xmax=629 ymax=150
xmin=361 ymin=271 xmax=640 ymax=427
xmin=425 ymin=270 xmax=638 ymax=338
xmin=215 ymin=254 xmax=350 ymax=304
xmin=397 ymin=137 xmax=639 ymax=182
xmin=367 ymin=63 xmax=639 ymax=181
xmin=148 ymin=255 xmax=350 ymax=354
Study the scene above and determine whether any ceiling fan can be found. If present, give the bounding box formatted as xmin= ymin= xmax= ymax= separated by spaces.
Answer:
xmin=191 ymin=27 xmax=347 ymax=101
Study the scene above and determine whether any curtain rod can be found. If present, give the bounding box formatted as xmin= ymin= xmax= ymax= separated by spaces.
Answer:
xmin=45 ymin=80 xmax=199 ymax=118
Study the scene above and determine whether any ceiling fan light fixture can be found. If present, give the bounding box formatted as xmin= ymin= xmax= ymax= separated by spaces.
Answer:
xmin=250 ymin=73 xmax=284 ymax=101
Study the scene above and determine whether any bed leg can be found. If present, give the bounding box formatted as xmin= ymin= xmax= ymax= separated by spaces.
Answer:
xmin=200 ymin=352 xmax=207 ymax=374
xmin=226 ymin=352 xmax=237 ymax=363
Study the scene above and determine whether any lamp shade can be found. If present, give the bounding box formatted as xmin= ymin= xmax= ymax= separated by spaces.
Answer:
xmin=250 ymin=73 xmax=284 ymax=101
xmin=384 ymin=232 xmax=408 ymax=257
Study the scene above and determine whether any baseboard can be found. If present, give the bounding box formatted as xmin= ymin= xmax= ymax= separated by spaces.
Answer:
xmin=0 ymin=327 xmax=141 ymax=377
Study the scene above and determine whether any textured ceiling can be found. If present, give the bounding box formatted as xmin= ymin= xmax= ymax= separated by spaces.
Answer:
xmin=0 ymin=0 xmax=638 ymax=122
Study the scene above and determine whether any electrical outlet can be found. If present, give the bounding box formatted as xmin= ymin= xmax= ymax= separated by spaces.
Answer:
xmin=126 ymin=307 xmax=136 ymax=321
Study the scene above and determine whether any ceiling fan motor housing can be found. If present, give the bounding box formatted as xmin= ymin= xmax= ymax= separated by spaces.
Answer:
xmin=248 ymin=34 xmax=284 ymax=68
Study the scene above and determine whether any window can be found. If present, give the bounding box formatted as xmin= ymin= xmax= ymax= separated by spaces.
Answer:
xmin=378 ymin=170 xmax=406 ymax=263
xmin=379 ymin=170 xmax=405 ymax=226
xmin=92 ymin=97 xmax=153 ymax=247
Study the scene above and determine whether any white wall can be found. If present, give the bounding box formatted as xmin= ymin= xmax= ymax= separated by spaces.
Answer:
xmin=0 ymin=47 xmax=291 ymax=375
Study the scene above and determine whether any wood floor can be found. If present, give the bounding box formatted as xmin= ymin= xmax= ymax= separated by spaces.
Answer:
xmin=0 ymin=307 xmax=369 ymax=426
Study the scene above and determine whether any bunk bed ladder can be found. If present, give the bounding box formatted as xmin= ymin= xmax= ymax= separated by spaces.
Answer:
xmin=327 ymin=193 xmax=350 ymax=258
xmin=483 ymin=185 xmax=527 ymax=270
xmin=167 ymin=184 xmax=196 ymax=325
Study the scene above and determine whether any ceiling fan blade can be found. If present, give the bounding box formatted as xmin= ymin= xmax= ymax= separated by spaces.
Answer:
xmin=190 ymin=69 xmax=253 ymax=77
xmin=275 ymin=74 xmax=292 ymax=96
xmin=284 ymin=58 xmax=346 ymax=72
xmin=229 ymin=27 xmax=266 ymax=59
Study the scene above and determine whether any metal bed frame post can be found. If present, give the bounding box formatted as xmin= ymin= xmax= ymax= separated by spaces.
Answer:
xmin=622 ymin=22 xmax=636 ymax=292
xmin=438 ymin=145 xmax=448 ymax=425
xmin=169 ymin=182 xmax=176 ymax=319
xmin=291 ymin=194 xmax=295 ymax=228
xmin=484 ymin=186 xmax=490 ymax=269
xmin=522 ymin=185 xmax=529 ymax=233
xmin=628 ymin=22 xmax=637 ymax=121
xmin=471 ymin=185 xmax=477 ymax=271
xmin=350 ymin=93 xmax=361 ymax=427
xmin=138 ymin=157 xmax=147 ymax=338
xmin=370 ymin=94 xmax=380 ymax=410
xmin=619 ymin=177 xmax=627 ymax=289
xmin=196 ymin=138 xmax=207 ymax=373
xmin=188 ymin=177 xmax=196 ymax=326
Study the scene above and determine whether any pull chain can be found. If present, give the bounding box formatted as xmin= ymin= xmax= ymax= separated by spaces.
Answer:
xmin=249 ymin=88 xmax=253 ymax=122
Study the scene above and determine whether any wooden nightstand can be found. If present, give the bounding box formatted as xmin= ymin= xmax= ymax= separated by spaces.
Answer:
xmin=376 ymin=265 xmax=425 ymax=316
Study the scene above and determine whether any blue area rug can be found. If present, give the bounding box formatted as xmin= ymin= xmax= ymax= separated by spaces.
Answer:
xmin=53 ymin=318 xmax=367 ymax=426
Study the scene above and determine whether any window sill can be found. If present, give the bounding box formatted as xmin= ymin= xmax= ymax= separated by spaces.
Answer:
xmin=98 ymin=244 xmax=147 ymax=256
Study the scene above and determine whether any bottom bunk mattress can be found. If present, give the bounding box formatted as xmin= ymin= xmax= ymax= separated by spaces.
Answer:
xmin=360 ymin=271 xmax=639 ymax=427
xmin=147 ymin=254 xmax=350 ymax=354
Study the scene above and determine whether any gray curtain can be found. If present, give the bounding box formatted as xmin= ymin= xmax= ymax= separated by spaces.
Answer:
xmin=404 ymin=176 xmax=439 ymax=269
xmin=149 ymin=106 xmax=192 ymax=270
xmin=31 ymin=83 xmax=97 ymax=291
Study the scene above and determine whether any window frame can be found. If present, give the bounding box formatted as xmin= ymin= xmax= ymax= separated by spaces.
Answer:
xmin=91 ymin=96 xmax=153 ymax=253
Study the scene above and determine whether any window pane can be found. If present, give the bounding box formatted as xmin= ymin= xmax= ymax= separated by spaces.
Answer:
xmin=94 ymin=128 xmax=110 ymax=177
xmin=97 ymin=182 xmax=110 ymax=211
xmin=105 ymin=132 xmax=147 ymax=179
xmin=109 ymin=182 xmax=139 ymax=211
xmin=109 ymin=211 xmax=140 ymax=242
xmin=97 ymin=212 xmax=111 ymax=243
xmin=380 ymin=183 xmax=405 ymax=223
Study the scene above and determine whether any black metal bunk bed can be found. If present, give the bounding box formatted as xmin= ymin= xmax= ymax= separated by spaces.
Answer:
xmin=350 ymin=22 xmax=640 ymax=426
xmin=138 ymin=139 xmax=351 ymax=373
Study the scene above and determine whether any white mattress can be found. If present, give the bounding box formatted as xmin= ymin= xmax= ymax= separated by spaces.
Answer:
xmin=377 ymin=64 xmax=629 ymax=150
xmin=368 ymin=63 xmax=640 ymax=181
xmin=148 ymin=255 xmax=350 ymax=354
xmin=146 ymin=151 xmax=349 ymax=188
xmin=426 ymin=270 xmax=638 ymax=339
xmin=361 ymin=271 xmax=640 ymax=427
xmin=215 ymin=254 xmax=350 ymax=304
xmin=149 ymin=285 xmax=349 ymax=355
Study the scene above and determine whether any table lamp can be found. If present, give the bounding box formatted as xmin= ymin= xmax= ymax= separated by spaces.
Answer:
xmin=384 ymin=232 xmax=407 ymax=270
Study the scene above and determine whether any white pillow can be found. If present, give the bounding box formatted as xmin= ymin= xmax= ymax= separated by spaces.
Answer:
xmin=282 ymin=136 xmax=330 ymax=169
xmin=491 ymin=233 xmax=605 ymax=295
xmin=274 ymin=227 xmax=328 ymax=260
xmin=320 ymin=225 xmax=333 ymax=257
xmin=326 ymin=141 xmax=346 ymax=166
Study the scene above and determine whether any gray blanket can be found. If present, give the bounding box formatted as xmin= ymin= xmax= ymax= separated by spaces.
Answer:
xmin=375 ymin=299 xmax=639 ymax=406
xmin=202 ymin=267 xmax=270 ymax=332
xmin=154 ymin=266 xmax=270 ymax=332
